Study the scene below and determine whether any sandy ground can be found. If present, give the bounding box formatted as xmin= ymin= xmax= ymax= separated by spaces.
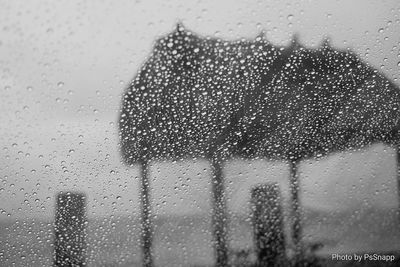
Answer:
xmin=1 ymin=207 xmax=399 ymax=266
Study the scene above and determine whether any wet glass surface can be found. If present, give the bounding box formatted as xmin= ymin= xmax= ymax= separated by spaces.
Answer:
xmin=1 ymin=1 xmax=400 ymax=266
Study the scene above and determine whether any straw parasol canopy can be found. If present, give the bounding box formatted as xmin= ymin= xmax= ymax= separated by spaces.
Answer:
xmin=119 ymin=25 xmax=400 ymax=164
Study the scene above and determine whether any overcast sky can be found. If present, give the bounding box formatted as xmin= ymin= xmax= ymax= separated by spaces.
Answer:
xmin=1 ymin=0 xmax=400 ymax=221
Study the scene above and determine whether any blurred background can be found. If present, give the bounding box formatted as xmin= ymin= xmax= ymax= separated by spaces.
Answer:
xmin=1 ymin=0 xmax=400 ymax=266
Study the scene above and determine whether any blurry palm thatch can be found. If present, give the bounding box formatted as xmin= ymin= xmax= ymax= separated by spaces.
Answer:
xmin=119 ymin=24 xmax=400 ymax=266
xmin=120 ymin=25 xmax=400 ymax=163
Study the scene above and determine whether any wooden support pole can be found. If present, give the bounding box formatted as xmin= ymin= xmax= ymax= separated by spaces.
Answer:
xmin=140 ymin=160 xmax=153 ymax=267
xmin=211 ymin=159 xmax=229 ymax=266
xmin=251 ymin=183 xmax=286 ymax=267
xmin=54 ymin=192 xmax=87 ymax=267
xmin=289 ymin=160 xmax=302 ymax=262
xmin=397 ymin=145 xmax=400 ymax=223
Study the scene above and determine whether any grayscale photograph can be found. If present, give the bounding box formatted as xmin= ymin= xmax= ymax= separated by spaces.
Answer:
xmin=1 ymin=0 xmax=400 ymax=266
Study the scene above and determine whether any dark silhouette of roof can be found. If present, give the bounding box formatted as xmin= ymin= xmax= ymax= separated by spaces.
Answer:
xmin=119 ymin=24 xmax=400 ymax=164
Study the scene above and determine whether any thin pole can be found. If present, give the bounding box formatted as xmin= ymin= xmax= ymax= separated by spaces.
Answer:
xmin=289 ymin=159 xmax=302 ymax=262
xmin=211 ymin=158 xmax=229 ymax=266
xmin=140 ymin=160 xmax=153 ymax=267
xmin=397 ymin=145 xmax=400 ymax=223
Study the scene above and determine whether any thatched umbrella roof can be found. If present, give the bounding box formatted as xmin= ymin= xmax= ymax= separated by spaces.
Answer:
xmin=120 ymin=25 xmax=400 ymax=164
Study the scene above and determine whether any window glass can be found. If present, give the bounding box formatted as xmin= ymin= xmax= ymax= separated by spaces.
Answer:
xmin=1 ymin=1 xmax=399 ymax=266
